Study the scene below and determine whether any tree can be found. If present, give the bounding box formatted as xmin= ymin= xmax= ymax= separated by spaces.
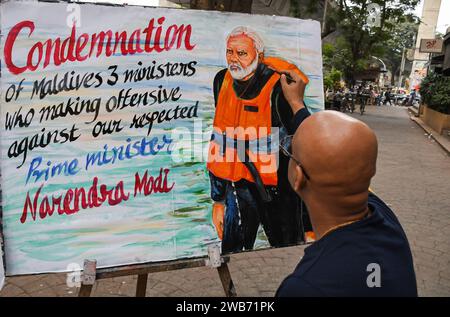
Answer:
xmin=382 ymin=21 xmax=419 ymax=86
xmin=296 ymin=0 xmax=420 ymax=84
xmin=190 ymin=0 xmax=253 ymax=13
xmin=324 ymin=67 xmax=343 ymax=91
xmin=322 ymin=43 xmax=344 ymax=90
xmin=340 ymin=0 xmax=419 ymax=84
xmin=420 ymin=73 xmax=450 ymax=114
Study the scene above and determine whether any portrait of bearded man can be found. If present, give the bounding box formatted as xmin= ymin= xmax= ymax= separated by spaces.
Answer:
xmin=207 ymin=26 xmax=313 ymax=253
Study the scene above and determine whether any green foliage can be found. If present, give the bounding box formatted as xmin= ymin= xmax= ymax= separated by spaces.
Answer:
xmin=381 ymin=20 xmax=419 ymax=85
xmin=324 ymin=68 xmax=343 ymax=90
xmin=323 ymin=36 xmax=369 ymax=82
xmin=290 ymin=0 xmax=323 ymax=18
xmin=322 ymin=43 xmax=344 ymax=89
xmin=420 ymin=73 xmax=450 ymax=114
xmin=322 ymin=43 xmax=335 ymax=58
xmin=322 ymin=43 xmax=339 ymax=71
xmin=321 ymin=0 xmax=420 ymax=84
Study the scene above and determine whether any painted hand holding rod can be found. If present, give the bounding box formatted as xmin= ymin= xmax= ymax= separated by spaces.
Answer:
xmin=279 ymin=69 xmax=307 ymax=114
xmin=211 ymin=69 xmax=308 ymax=241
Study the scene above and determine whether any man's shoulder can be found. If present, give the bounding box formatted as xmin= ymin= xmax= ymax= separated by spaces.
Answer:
xmin=281 ymin=233 xmax=416 ymax=296
xmin=276 ymin=193 xmax=417 ymax=297
xmin=276 ymin=274 xmax=324 ymax=297
xmin=368 ymin=192 xmax=401 ymax=226
xmin=214 ymin=68 xmax=228 ymax=87
xmin=213 ymin=68 xmax=228 ymax=102
xmin=215 ymin=68 xmax=228 ymax=77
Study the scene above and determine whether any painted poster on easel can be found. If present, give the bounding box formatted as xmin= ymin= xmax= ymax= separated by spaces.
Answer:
xmin=0 ymin=1 xmax=323 ymax=275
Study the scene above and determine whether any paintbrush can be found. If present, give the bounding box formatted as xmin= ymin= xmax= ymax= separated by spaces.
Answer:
xmin=271 ymin=69 xmax=296 ymax=84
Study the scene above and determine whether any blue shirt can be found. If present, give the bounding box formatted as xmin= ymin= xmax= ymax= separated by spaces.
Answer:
xmin=276 ymin=193 xmax=418 ymax=297
xmin=276 ymin=108 xmax=417 ymax=297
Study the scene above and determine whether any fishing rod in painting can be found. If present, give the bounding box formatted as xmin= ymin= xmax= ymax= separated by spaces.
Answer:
xmin=3 ymin=16 xmax=196 ymax=75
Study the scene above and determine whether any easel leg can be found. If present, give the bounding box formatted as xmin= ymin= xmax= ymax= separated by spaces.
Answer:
xmin=217 ymin=263 xmax=237 ymax=297
xmin=136 ymin=274 xmax=148 ymax=297
xmin=76 ymin=256 xmax=236 ymax=297
xmin=78 ymin=259 xmax=97 ymax=297
xmin=78 ymin=284 xmax=93 ymax=297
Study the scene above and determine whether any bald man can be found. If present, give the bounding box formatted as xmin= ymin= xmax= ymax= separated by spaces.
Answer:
xmin=275 ymin=70 xmax=417 ymax=297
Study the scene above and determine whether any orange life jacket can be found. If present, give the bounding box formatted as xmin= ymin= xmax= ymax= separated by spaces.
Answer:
xmin=263 ymin=56 xmax=309 ymax=85
xmin=207 ymin=57 xmax=308 ymax=186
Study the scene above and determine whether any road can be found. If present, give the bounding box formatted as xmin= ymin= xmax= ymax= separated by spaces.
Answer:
xmin=1 ymin=105 xmax=449 ymax=297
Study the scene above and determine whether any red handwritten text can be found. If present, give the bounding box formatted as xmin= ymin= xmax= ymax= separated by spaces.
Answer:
xmin=5 ymin=17 xmax=196 ymax=75
xmin=20 ymin=168 xmax=174 ymax=223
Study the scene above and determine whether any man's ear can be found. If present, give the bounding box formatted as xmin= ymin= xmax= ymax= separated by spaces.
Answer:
xmin=289 ymin=161 xmax=305 ymax=194
xmin=292 ymin=164 xmax=306 ymax=193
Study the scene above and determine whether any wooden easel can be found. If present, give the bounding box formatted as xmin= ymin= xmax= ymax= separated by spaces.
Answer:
xmin=78 ymin=246 xmax=236 ymax=297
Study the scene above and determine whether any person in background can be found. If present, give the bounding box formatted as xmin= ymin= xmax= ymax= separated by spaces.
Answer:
xmin=275 ymin=70 xmax=417 ymax=297
xmin=384 ymin=89 xmax=392 ymax=106
xmin=369 ymin=85 xmax=375 ymax=105
xmin=376 ymin=89 xmax=383 ymax=106
xmin=325 ymin=89 xmax=334 ymax=110
xmin=408 ymin=89 xmax=417 ymax=107
xmin=333 ymin=89 xmax=343 ymax=111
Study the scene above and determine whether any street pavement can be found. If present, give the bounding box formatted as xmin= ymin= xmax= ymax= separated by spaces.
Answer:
xmin=1 ymin=105 xmax=449 ymax=297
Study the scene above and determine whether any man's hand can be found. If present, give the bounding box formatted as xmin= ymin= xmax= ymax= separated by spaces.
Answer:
xmin=280 ymin=69 xmax=307 ymax=114
xmin=212 ymin=202 xmax=225 ymax=240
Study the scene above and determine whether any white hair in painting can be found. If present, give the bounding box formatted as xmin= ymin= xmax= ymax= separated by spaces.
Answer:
xmin=226 ymin=26 xmax=265 ymax=53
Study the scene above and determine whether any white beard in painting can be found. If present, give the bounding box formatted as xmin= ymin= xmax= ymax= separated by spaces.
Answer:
xmin=228 ymin=56 xmax=259 ymax=80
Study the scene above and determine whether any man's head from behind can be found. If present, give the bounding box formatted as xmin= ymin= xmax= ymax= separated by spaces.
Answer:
xmin=226 ymin=26 xmax=264 ymax=80
xmin=288 ymin=111 xmax=378 ymax=224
